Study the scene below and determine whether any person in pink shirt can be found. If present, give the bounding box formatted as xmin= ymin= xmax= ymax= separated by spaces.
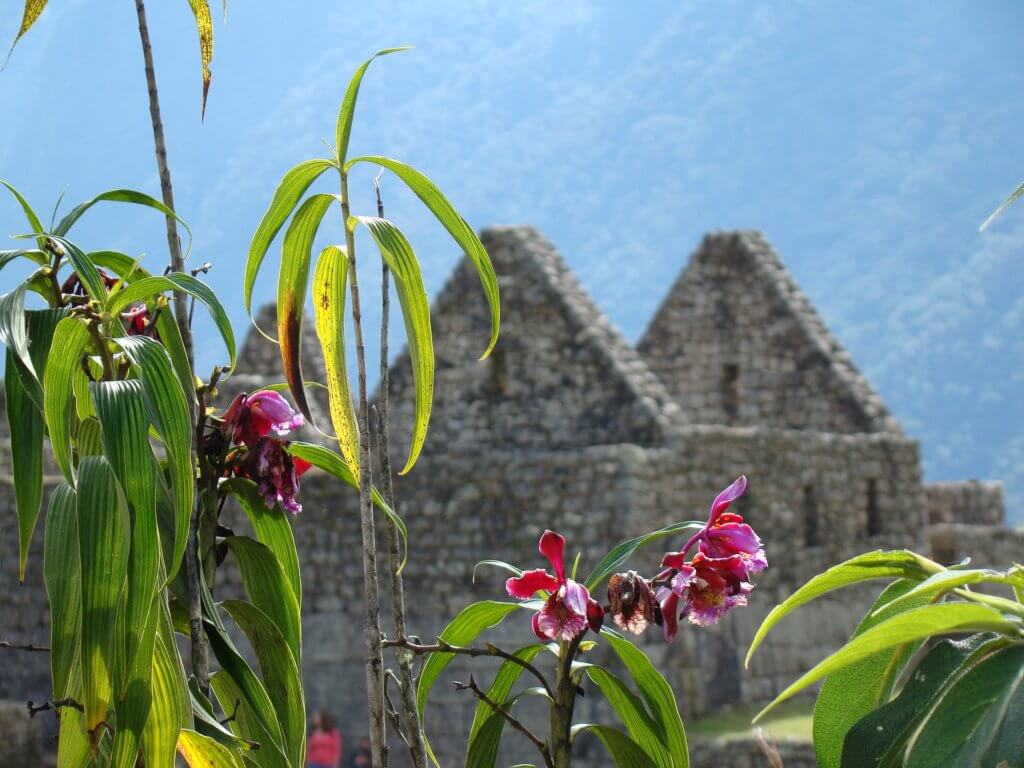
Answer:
xmin=307 ymin=710 xmax=343 ymax=768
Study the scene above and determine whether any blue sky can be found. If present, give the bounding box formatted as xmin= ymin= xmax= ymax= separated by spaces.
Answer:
xmin=1 ymin=1 xmax=1023 ymax=515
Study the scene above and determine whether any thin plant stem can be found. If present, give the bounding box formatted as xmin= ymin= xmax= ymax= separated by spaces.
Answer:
xmin=375 ymin=176 xmax=428 ymax=768
xmin=340 ymin=168 xmax=387 ymax=768
xmin=550 ymin=637 xmax=582 ymax=768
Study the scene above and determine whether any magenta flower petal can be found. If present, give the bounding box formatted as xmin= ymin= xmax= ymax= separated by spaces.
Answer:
xmin=657 ymin=588 xmax=680 ymax=643
xmin=708 ymin=475 xmax=747 ymax=524
xmin=531 ymin=611 xmax=548 ymax=641
xmin=506 ymin=568 xmax=560 ymax=599
xmin=669 ymin=565 xmax=696 ymax=596
xmin=248 ymin=390 xmax=305 ymax=436
xmin=536 ymin=593 xmax=588 ymax=641
xmin=561 ymin=580 xmax=590 ymax=616
xmin=538 ymin=529 xmax=567 ymax=582
xmin=587 ymin=598 xmax=605 ymax=633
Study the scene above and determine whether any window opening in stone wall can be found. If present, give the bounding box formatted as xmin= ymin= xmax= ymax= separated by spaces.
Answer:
xmin=866 ymin=478 xmax=882 ymax=537
xmin=722 ymin=363 xmax=740 ymax=421
xmin=802 ymin=485 xmax=819 ymax=546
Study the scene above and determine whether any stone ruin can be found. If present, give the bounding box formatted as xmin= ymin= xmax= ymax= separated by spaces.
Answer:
xmin=0 ymin=225 xmax=1019 ymax=765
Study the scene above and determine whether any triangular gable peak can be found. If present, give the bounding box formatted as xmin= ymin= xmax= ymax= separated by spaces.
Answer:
xmin=384 ymin=226 xmax=681 ymax=460
xmin=638 ymin=230 xmax=900 ymax=434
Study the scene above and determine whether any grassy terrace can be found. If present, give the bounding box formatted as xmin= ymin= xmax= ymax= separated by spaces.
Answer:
xmin=687 ymin=698 xmax=814 ymax=742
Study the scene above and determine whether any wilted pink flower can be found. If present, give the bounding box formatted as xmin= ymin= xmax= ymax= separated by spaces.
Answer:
xmin=231 ymin=437 xmax=311 ymax=514
xmin=506 ymin=530 xmax=604 ymax=642
xmin=222 ymin=390 xmax=304 ymax=446
xmin=608 ymin=571 xmax=662 ymax=635
xmin=121 ymin=303 xmax=156 ymax=337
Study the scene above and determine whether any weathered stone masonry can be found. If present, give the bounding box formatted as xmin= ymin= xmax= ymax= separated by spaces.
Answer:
xmin=0 ymin=225 xmax=1017 ymax=766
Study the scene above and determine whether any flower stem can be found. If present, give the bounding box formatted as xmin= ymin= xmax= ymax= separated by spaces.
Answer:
xmin=340 ymin=169 xmax=388 ymax=768
xmin=550 ymin=638 xmax=582 ymax=768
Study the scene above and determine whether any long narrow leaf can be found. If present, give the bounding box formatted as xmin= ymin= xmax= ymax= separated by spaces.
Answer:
xmin=335 ymin=47 xmax=412 ymax=163
xmin=186 ymin=0 xmax=215 ymax=117
xmin=111 ymin=592 xmax=160 ymax=768
xmin=77 ymin=456 xmax=130 ymax=736
xmin=177 ymin=729 xmax=244 ymax=768
xmin=980 ymin=180 xmax=1024 ymax=231
xmin=346 ymin=155 xmax=500 ymax=357
xmin=6 ymin=353 xmax=43 ymax=580
xmin=45 ymin=235 xmax=110 ymax=302
xmin=245 ymin=159 xmax=335 ymax=324
xmin=311 ymin=245 xmax=359 ymax=470
xmin=44 ymin=317 xmax=91 ymax=483
xmin=0 ymin=284 xmax=40 ymax=401
xmin=0 ymin=179 xmax=45 ymax=248
xmin=277 ymin=193 xmax=334 ymax=423
xmin=55 ymin=189 xmax=191 ymax=243
xmin=572 ymin=724 xmax=658 ymax=768
xmin=141 ymin=603 xmax=192 ymax=768
xmin=352 ymin=216 xmax=433 ymax=474
xmin=587 ymin=667 xmax=672 ymax=768
xmin=585 ymin=521 xmax=703 ymax=592
xmin=44 ymin=484 xmax=80 ymax=699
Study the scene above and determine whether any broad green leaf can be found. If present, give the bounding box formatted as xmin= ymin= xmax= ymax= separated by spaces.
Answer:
xmin=286 ymin=441 xmax=405 ymax=565
xmin=875 ymin=568 xmax=1024 ymax=616
xmin=311 ymin=244 xmax=359 ymax=471
xmin=209 ymin=671 xmax=289 ymax=768
xmin=277 ymin=193 xmax=334 ymax=423
xmin=91 ymin=380 xmax=160 ymax=684
xmin=44 ymin=484 xmax=80 ymax=699
xmin=465 ymin=644 xmax=545 ymax=768
xmin=77 ymin=455 xmax=130 ymax=735
xmin=111 ymin=592 xmax=160 ymax=768
xmin=0 ymin=179 xmax=45 ymax=248
xmin=905 ymin=643 xmax=1024 ymax=768
xmin=353 ymin=216 xmax=434 ymax=474
xmin=115 ymin=335 xmax=193 ymax=580
xmin=601 ymin=629 xmax=688 ymax=768
xmin=76 ymin=416 xmax=104 ymax=457
xmin=841 ymin=633 xmax=1000 ymax=768
xmin=7 ymin=307 xmax=63 ymax=577
xmin=45 ymin=235 xmax=110 ymax=302
xmin=245 ymin=158 xmax=335 ymax=324
xmin=222 ymin=599 xmax=305 ymax=766
xmin=417 ymin=601 xmax=522 ymax=767
xmin=188 ymin=678 xmax=255 ymax=752
xmin=0 ymin=284 xmax=40 ymax=402
xmin=584 ymin=521 xmax=703 ymax=592
xmin=746 ymin=550 xmax=939 ymax=666
xmin=222 ymin=477 xmax=301 ymax=605
xmin=55 ymin=189 xmax=190 ymax=243
xmin=335 ymin=47 xmax=412 ymax=163
xmin=572 ymin=724 xmax=658 ymax=768
xmin=108 ymin=273 xmax=235 ymax=373
xmin=141 ymin=603 xmax=192 ymax=768
xmin=980 ymin=180 xmax=1024 ymax=231
xmin=56 ymin=662 xmax=91 ymax=768
xmin=587 ymin=667 xmax=672 ymax=768
xmin=754 ymin=602 xmax=1019 ymax=721
xmin=0 ymin=247 xmax=46 ymax=270
xmin=44 ymin=317 xmax=91 ymax=483
xmin=177 ymin=729 xmax=244 ymax=768
xmin=813 ymin=580 xmax=931 ymax=768
xmin=186 ymin=0 xmax=215 ymax=117
xmin=224 ymin=536 xmax=301 ymax=661
xmin=346 ymin=155 xmax=500 ymax=357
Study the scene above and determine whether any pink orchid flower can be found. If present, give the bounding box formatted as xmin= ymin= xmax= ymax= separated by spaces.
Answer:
xmin=223 ymin=390 xmax=305 ymax=446
xmin=506 ymin=530 xmax=604 ymax=642
xmin=658 ymin=551 xmax=753 ymax=640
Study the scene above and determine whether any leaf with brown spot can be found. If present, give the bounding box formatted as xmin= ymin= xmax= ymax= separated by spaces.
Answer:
xmin=6 ymin=0 xmax=47 ymax=61
xmin=186 ymin=0 xmax=214 ymax=117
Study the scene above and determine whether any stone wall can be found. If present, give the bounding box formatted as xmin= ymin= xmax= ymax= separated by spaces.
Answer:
xmin=925 ymin=480 xmax=1005 ymax=526
xmin=928 ymin=522 xmax=1024 ymax=569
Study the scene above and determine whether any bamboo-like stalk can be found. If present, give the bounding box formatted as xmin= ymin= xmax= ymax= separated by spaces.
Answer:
xmin=340 ymin=170 xmax=388 ymax=767
xmin=133 ymin=0 xmax=208 ymax=694
xmin=375 ymin=180 xmax=428 ymax=768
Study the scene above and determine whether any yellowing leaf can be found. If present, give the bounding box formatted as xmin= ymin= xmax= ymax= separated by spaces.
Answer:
xmin=7 ymin=0 xmax=47 ymax=59
xmin=186 ymin=0 xmax=214 ymax=117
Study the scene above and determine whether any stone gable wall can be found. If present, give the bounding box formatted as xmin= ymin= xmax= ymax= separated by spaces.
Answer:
xmin=925 ymin=480 xmax=1005 ymax=526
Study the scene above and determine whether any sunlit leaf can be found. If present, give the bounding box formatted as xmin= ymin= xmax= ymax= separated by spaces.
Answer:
xmin=352 ymin=216 xmax=433 ymax=474
xmin=873 ymin=568 xmax=1024 ymax=616
xmin=587 ymin=666 xmax=672 ymax=768
xmin=141 ymin=602 xmax=192 ymax=768
xmin=346 ymin=155 xmax=500 ymax=357
xmin=44 ymin=484 xmax=80 ymax=700
xmin=44 ymin=316 xmax=91 ymax=483
xmin=334 ymin=47 xmax=412 ymax=164
xmin=980 ymin=180 xmax=1024 ymax=231
xmin=186 ymin=0 xmax=214 ymax=118
xmin=311 ymin=244 xmax=359 ymax=471
xmin=110 ymin=592 xmax=159 ymax=768
xmin=54 ymin=189 xmax=191 ymax=244
xmin=178 ymin=729 xmax=244 ymax=768
xmin=277 ymin=193 xmax=334 ymax=424
xmin=572 ymin=724 xmax=658 ymax=768
xmin=245 ymin=158 xmax=335 ymax=329
xmin=45 ymin=235 xmax=110 ymax=303
xmin=584 ymin=520 xmax=703 ymax=593
xmin=0 ymin=179 xmax=45 ymax=249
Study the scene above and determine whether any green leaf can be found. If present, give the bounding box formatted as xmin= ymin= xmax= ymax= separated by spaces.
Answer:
xmin=335 ymin=47 xmax=412 ymax=163
xmin=221 ymin=478 xmax=301 ymax=606
xmin=746 ymin=550 xmax=939 ymax=666
xmin=584 ymin=521 xmax=703 ymax=593
xmin=813 ymin=580 xmax=932 ymax=768
xmin=108 ymin=273 xmax=236 ymax=373
xmin=353 ymin=216 xmax=434 ymax=474
xmin=45 ymin=235 xmax=110 ymax=302
xmin=90 ymin=380 xmax=160 ymax=685
xmin=980 ymin=180 xmax=1024 ymax=231
xmin=222 ymin=599 xmax=305 ymax=766
xmin=0 ymin=284 xmax=41 ymax=403
xmin=904 ymin=643 xmax=1024 ymax=767
xmin=754 ymin=602 xmax=1019 ymax=721
xmin=54 ymin=189 xmax=191 ymax=244
xmin=572 ymin=724 xmax=659 ymax=768
xmin=0 ymin=247 xmax=46 ymax=270
xmin=416 ymin=601 xmax=522 ymax=767
xmin=224 ymin=536 xmax=301 ymax=662
xmin=601 ymin=629 xmax=688 ymax=768
xmin=245 ymin=158 xmax=336 ymax=324
xmin=465 ymin=644 xmax=545 ymax=768
xmin=874 ymin=568 xmax=1024 ymax=616
xmin=111 ymin=592 xmax=160 ymax=768
xmin=587 ymin=667 xmax=673 ymax=768
xmin=276 ymin=193 xmax=335 ymax=424
xmin=472 ymin=559 xmax=523 ymax=582
xmin=44 ymin=484 xmax=80 ymax=699
xmin=141 ymin=603 xmax=192 ymax=768
xmin=0 ymin=179 xmax=45 ymax=248
xmin=286 ymin=441 xmax=406 ymax=567
xmin=841 ymin=633 xmax=1000 ymax=768
xmin=44 ymin=317 xmax=92 ymax=484
xmin=177 ymin=729 xmax=244 ymax=768
xmin=346 ymin=155 xmax=500 ymax=358
xmin=188 ymin=679 xmax=256 ymax=752
xmin=186 ymin=0 xmax=215 ymax=118
xmin=311 ymin=244 xmax=359 ymax=471
xmin=6 ymin=354 xmax=43 ymax=581
xmin=56 ymin=662 xmax=92 ymax=768
xmin=114 ymin=336 xmax=193 ymax=581
xmin=77 ymin=455 xmax=130 ymax=736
